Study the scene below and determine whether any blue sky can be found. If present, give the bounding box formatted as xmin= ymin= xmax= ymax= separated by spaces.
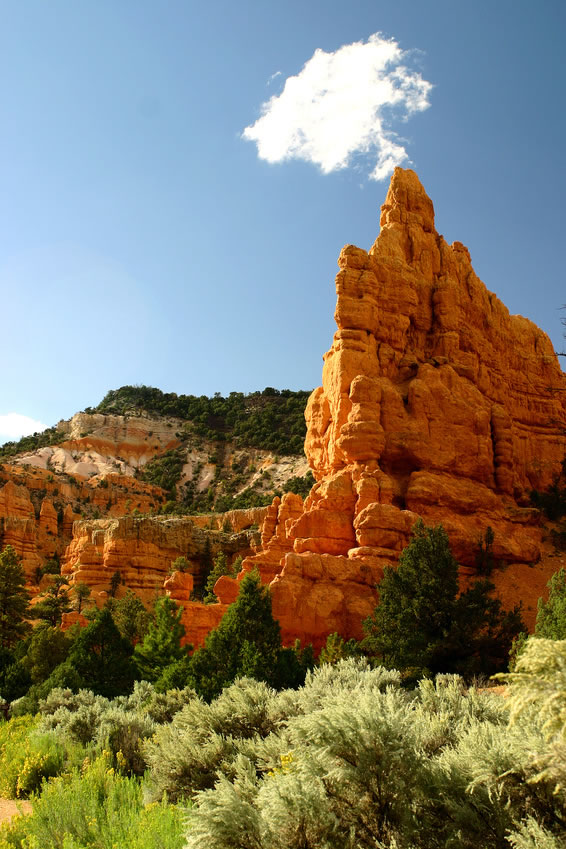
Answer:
xmin=1 ymin=0 xmax=565 ymax=442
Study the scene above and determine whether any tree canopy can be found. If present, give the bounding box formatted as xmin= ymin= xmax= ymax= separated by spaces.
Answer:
xmin=535 ymin=567 xmax=566 ymax=640
xmin=134 ymin=597 xmax=189 ymax=684
xmin=189 ymin=571 xmax=285 ymax=700
xmin=363 ymin=521 xmax=523 ymax=681
xmin=0 ymin=546 xmax=30 ymax=649
xmin=67 ymin=607 xmax=136 ymax=698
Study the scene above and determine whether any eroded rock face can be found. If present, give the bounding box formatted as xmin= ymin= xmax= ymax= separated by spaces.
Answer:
xmin=60 ymin=514 xmax=257 ymax=645
xmin=238 ymin=168 xmax=566 ymax=649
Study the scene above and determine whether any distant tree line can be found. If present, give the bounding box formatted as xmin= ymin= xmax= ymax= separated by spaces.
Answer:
xmin=96 ymin=385 xmax=311 ymax=456
xmin=0 ymin=426 xmax=65 ymax=458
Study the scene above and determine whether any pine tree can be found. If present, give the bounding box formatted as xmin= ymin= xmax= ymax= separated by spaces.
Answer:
xmin=134 ymin=596 xmax=190 ymax=682
xmin=67 ymin=606 xmax=135 ymax=697
xmin=363 ymin=521 xmax=522 ymax=680
xmin=189 ymin=570 xmax=282 ymax=700
xmin=0 ymin=545 xmax=30 ymax=648
xmin=109 ymin=589 xmax=151 ymax=644
xmin=363 ymin=522 xmax=459 ymax=678
xmin=318 ymin=632 xmax=359 ymax=665
xmin=535 ymin=567 xmax=566 ymax=639
xmin=74 ymin=582 xmax=91 ymax=614
xmin=21 ymin=622 xmax=72 ymax=683
xmin=34 ymin=575 xmax=72 ymax=626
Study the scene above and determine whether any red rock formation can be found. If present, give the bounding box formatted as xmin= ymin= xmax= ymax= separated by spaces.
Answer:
xmin=8 ymin=169 xmax=566 ymax=652
xmin=60 ymin=514 xmax=258 ymax=645
xmin=239 ymin=169 xmax=566 ymax=649
xmin=0 ymin=461 xmax=165 ymax=579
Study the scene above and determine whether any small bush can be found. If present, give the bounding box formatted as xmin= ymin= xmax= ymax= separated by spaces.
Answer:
xmin=0 ymin=716 xmax=65 ymax=799
xmin=0 ymin=752 xmax=185 ymax=849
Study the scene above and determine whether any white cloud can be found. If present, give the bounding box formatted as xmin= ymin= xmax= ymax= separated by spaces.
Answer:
xmin=242 ymin=33 xmax=432 ymax=181
xmin=0 ymin=413 xmax=48 ymax=444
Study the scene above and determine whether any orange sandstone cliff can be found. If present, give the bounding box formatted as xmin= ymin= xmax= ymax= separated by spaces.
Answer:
xmin=216 ymin=168 xmax=566 ymax=650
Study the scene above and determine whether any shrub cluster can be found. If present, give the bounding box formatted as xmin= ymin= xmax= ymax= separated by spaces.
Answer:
xmin=1 ymin=643 xmax=566 ymax=847
xmin=96 ymin=385 xmax=310 ymax=456
xmin=0 ymin=426 xmax=65 ymax=458
xmin=174 ymin=655 xmax=565 ymax=849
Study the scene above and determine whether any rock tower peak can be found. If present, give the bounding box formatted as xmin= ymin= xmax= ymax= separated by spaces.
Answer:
xmin=217 ymin=168 xmax=566 ymax=650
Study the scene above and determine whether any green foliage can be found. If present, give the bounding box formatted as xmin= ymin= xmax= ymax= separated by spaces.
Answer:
xmin=0 ymin=752 xmax=185 ymax=849
xmin=214 ymin=488 xmax=279 ymax=513
xmin=188 ymin=572 xmax=283 ymax=700
xmin=0 ymin=649 xmax=31 ymax=703
xmin=21 ymin=622 xmax=72 ymax=684
xmin=134 ymin=597 xmax=190 ymax=683
xmin=142 ymin=448 xmax=185 ymax=496
xmin=203 ymin=553 xmax=241 ymax=604
xmin=281 ymin=471 xmax=315 ymax=499
xmin=536 ymin=568 xmax=566 ymax=640
xmin=363 ymin=521 xmax=523 ymax=681
xmin=0 ymin=545 xmax=30 ymax=648
xmin=11 ymin=660 xmax=85 ymax=716
xmin=0 ymin=715 xmax=65 ymax=799
xmin=96 ymin=385 xmax=310 ymax=456
xmin=318 ymin=632 xmax=360 ymax=665
xmin=4 ymin=645 xmax=566 ymax=848
xmin=108 ymin=590 xmax=151 ymax=644
xmin=41 ymin=557 xmax=62 ymax=576
xmin=33 ymin=575 xmax=72 ymax=626
xmin=474 ymin=525 xmax=498 ymax=575
xmin=144 ymin=677 xmax=288 ymax=803
xmin=66 ymin=607 xmax=136 ymax=698
xmin=0 ymin=425 xmax=65 ymax=459
xmin=171 ymin=555 xmax=190 ymax=573
xmin=109 ymin=570 xmax=122 ymax=598
xmin=502 ymin=637 xmax=566 ymax=754
xmin=179 ymin=656 xmax=566 ymax=849
xmin=74 ymin=582 xmax=91 ymax=614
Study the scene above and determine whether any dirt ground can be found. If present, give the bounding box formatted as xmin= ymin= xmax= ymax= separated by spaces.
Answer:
xmin=0 ymin=797 xmax=32 ymax=824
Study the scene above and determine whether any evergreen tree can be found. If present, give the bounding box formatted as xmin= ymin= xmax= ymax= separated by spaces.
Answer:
xmin=67 ymin=606 xmax=135 ymax=697
xmin=189 ymin=570 xmax=282 ymax=700
xmin=474 ymin=526 xmax=497 ymax=575
xmin=74 ymin=582 xmax=91 ymax=614
xmin=134 ymin=596 xmax=190 ymax=683
xmin=0 ymin=545 xmax=30 ymax=648
xmin=198 ymin=537 xmax=214 ymax=598
xmin=363 ymin=521 xmax=522 ymax=680
xmin=109 ymin=570 xmax=122 ymax=598
xmin=535 ymin=567 xmax=566 ymax=639
xmin=0 ymin=647 xmax=31 ymax=703
xmin=319 ymin=632 xmax=360 ymax=665
xmin=108 ymin=589 xmax=151 ymax=644
xmin=363 ymin=522 xmax=459 ymax=678
xmin=21 ymin=622 xmax=72 ymax=683
xmin=203 ymin=553 xmax=241 ymax=603
xmin=34 ymin=575 xmax=72 ymax=626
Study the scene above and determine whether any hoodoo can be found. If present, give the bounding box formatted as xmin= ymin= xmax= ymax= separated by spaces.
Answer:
xmin=216 ymin=168 xmax=566 ymax=650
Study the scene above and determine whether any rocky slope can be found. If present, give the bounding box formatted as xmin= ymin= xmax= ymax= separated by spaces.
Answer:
xmin=0 ymin=401 xmax=309 ymax=595
xmin=1 ymin=169 xmax=564 ymax=653
xmin=216 ymin=169 xmax=566 ymax=649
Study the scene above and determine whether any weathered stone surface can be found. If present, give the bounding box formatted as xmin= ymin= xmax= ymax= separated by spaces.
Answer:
xmin=39 ymin=498 xmax=58 ymax=537
xmin=270 ymin=552 xmax=385 ymax=652
xmin=5 ymin=168 xmax=566 ymax=649
xmin=61 ymin=514 xmax=258 ymax=645
xmin=257 ymin=168 xmax=566 ymax=644
xmin=164 ymin=569 xmax=194 ymax=604
xmin=0 ymin=481 xmax=34 ymax=520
